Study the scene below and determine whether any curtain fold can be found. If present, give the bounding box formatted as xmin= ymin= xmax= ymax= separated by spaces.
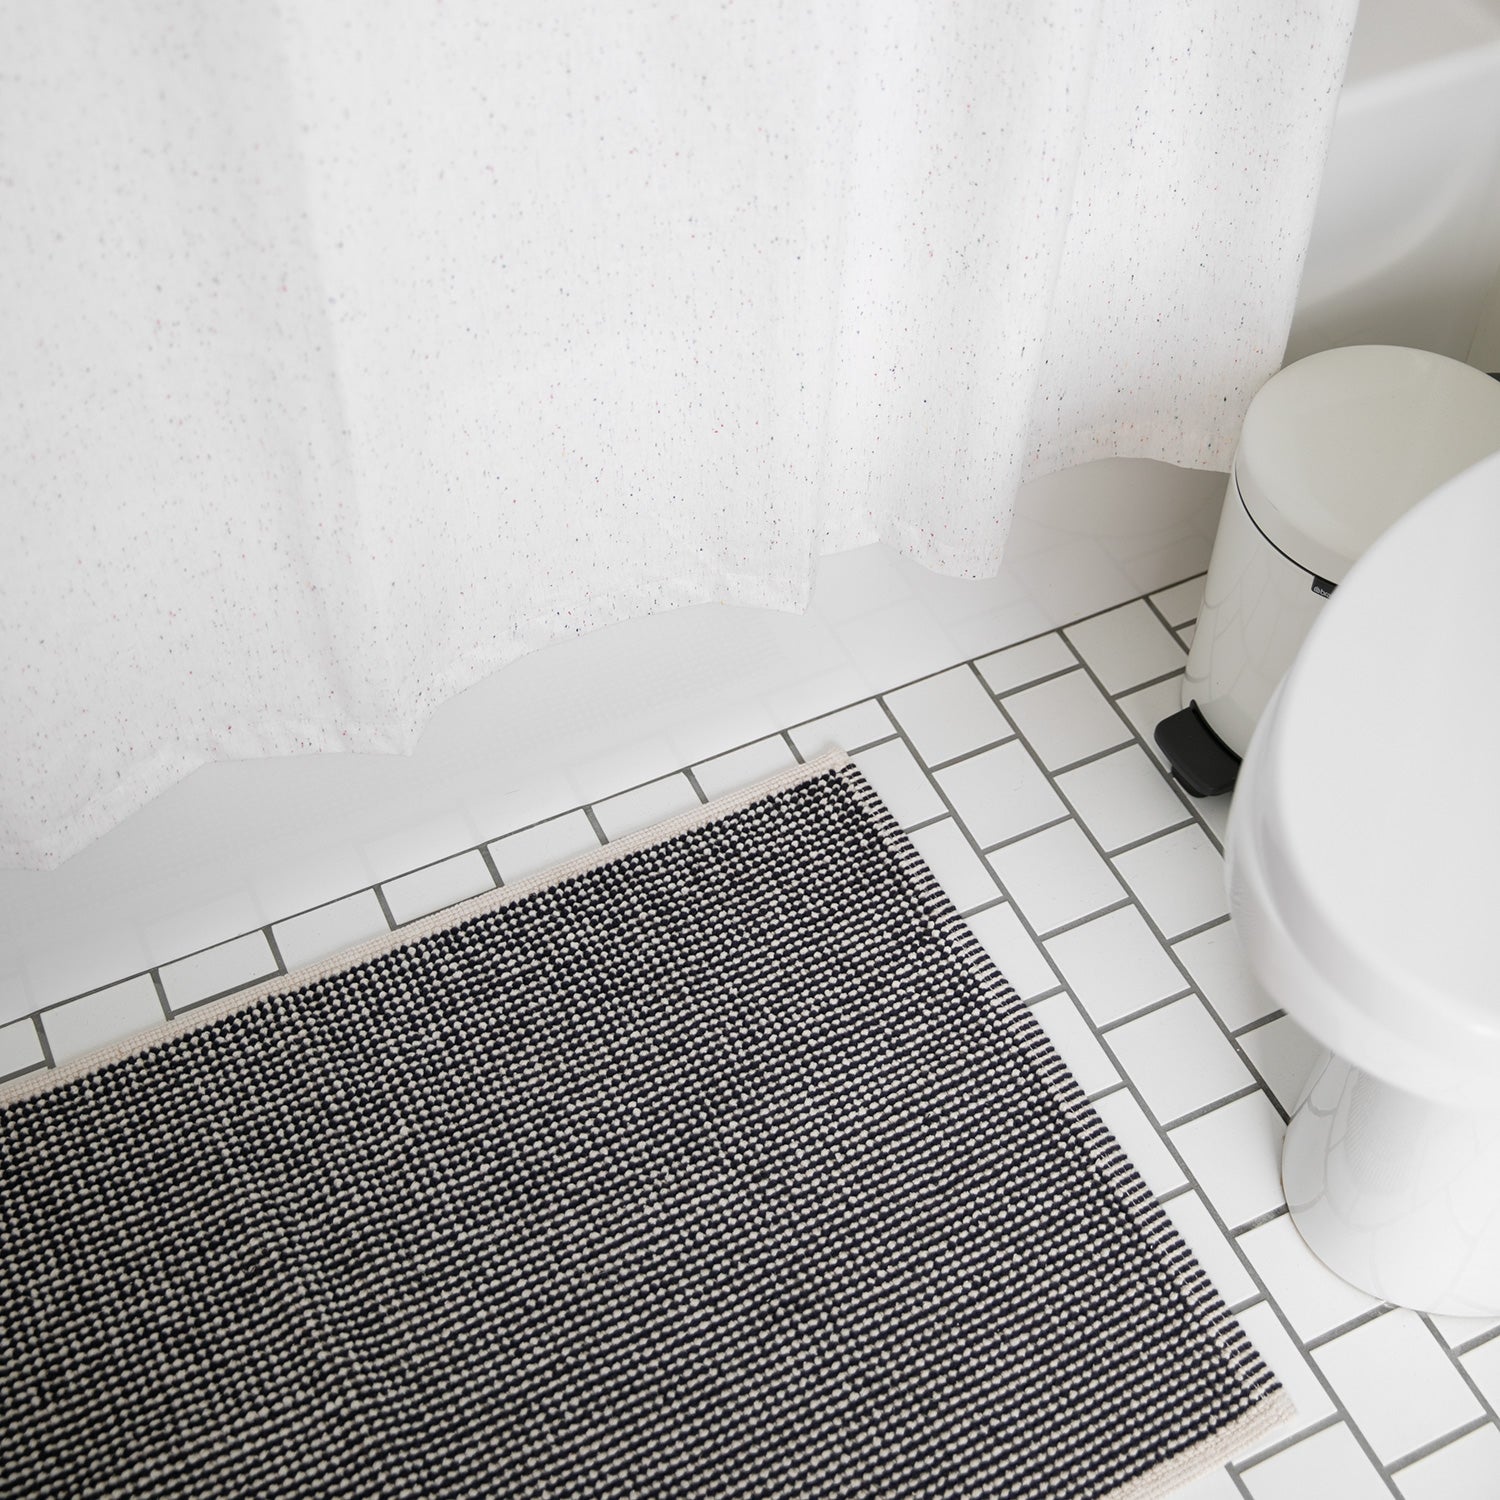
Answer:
xmin=0 ymin=0 xmax=1356 ymax=868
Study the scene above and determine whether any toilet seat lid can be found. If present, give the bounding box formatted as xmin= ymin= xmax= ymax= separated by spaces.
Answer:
xmin=1258 ymin=447 xmax=1500 ymax=1058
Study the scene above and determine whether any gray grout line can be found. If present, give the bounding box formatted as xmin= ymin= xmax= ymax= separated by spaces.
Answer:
xmin=1167 ymin=912 xmax=1237 ymax=948
xmin=1034 ymin=899 xmax=1136 ymax=944
xmin=924 ymin=735 xmax=1018 ymax=775
xmin=1421 ymin=1311 xmax=1500 ymax=1431
xmin=1229 ymin=1294 xmax=1267 ymax=1317
xmin=1104 ymin=820 xmax=1197 ymax=860
xmin=904 ymin=812 xmax=951 ymax=836
xmin=581 ymin=804 xmax=609 ymax=847
xmin=263 ymin=925 xmax=288 ymax=977
xmin=148 ymin=970 xmax=171 ymax=1022
xmin=1154 ymin=1182 xmax=1194 ymax=1206
xmin=1386 ymin=1413 xmax=1495 ymax=1475
xmin=478 ymin=844 xmax=504 ymax=890
xmin=31 ymin=1011 xmax=55 ymax=1070
xmin=372 ymin=886 xmax=399 ymax=933
xmin=976 ymin=814 xmax=1078 ymax=858
xmin=1455 ymin=1324 xmax=1500 ymax=1357
xmin=1227 ymin=1464 xmax=1257 ymax=1499
xmin=1096 ymin=988 xmax=1198 ymax=1034
xmin=1232 ymin=1009 xmax=1289 ymax=1038
xmin=1232 ymin=1204 xmax=1292 ymax=1237
xmin=1048 ymin=739 xmax=1137 ymax=779
xmin=1231 ymin=1413 xmax=1347 ymax=1477
xmin=1142 ymin=591 xmax=1187 ymax=642
xmin=781 ymin=728 xmax=805 ymax=765
xmin=682 ymin=767 xmax=710 ymax=805
xmin=1160 ymin=1083 xmax=1263 ymax=1134
xmin=989 ymin=663 xmax=1081 ymax=700
xmin=956 ymin=894 xmax=1009 ymax=922
xmin=169 ymin=971 xmax=285 ymax=1017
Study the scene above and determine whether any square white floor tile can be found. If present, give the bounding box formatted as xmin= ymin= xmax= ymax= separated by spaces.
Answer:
xmin=1240 ymin=1421 xmax=1391 ymax=1500
xmin=1237 ymin=1015 xmax=1321 ymax=1115
xmin=1113 ymin=825 xmax=1229 ymax=939
xmin=788 ymin=700 xmax=893 ymax=759
xmin=691 ymin=736 xmax=798 ymax=801
xmin=488 ymin=810 xmax=601 ymax=883
xmin=382 ymin=851 xmax=496 ymax=927
xmin=1055 ymin=744 xmax=1191 ymax=855
xmin=1065 ymin=599 xmax=1187 ymax=694
xmin=159 ymin=931 xmax=280 ymax=1012
xmin=964 ymin=904 xmax=1060 ymax=1001
xmin=1000 ymin=670 xmax=1132 ymax=771
xmin=1395 ymin=1422 xmax=1500 ymax=1500
xmin=41 ymin=975 xmax=165 ymax=1066
xmin=1169 ymin=1092 xmax=1286 ymax=1231
xmin=884 ymin=667 xmax=1012 ymax=768
xmin=0 ymin=1017 xmax=45 ymax=1079
xmin=987 ymin=821 xmax=1125 ymax=937
xmin=975 ymin=632 xmax=1075 ymax=696
xmin=1105 ymin=997 xmax=1255 ymax=1126
xmin=1091 ymin=1088 xmax=1186 ymax=1196
xmin=1232 ymin=1300 xmax=1337 ymax=1461
xmin=934 ymin=740 xmax=1064 ymax=849
xmin=1460 ymin=1333 xmax=1500 ymax=1410
xmin=1045 ymin=906 xmax=1189 ymax=1026
xmin=1030 ymin=993 xmax=1119 ymax=1097
xmin=1158 ymin=1188 xmax=1258 ymax=1306
xmin=1173 ymin=922 xmax=1279 ymax=1032
xmin=905 ymin=820 xmax=1002 ymax=914
xmin=831 ymin=598 xmax=966 ymax=692
xmin=1150 ymin=577 xmax=1206 ymax=629
xmin=593 ymin=773 xmax=703 ymax=841
xmin=273 ymin=892 xmax=390 ymax=973
xmin=1116 ymin=675 xmax=1186 ymax=771
xmin=1313 ymin=1309 xmax=1484 ymax=1466
xmin=1237 ymin=1213 xmax=1384 ymax=1343
xmin=854 ymin=738 xmax=947 ymax=829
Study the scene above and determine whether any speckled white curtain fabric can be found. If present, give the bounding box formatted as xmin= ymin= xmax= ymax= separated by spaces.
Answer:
xmin=0 ymin=0 xmax=1355 ymax=868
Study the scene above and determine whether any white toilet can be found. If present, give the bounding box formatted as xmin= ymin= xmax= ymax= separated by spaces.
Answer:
xmin=1226 ymin=444 xmax=1500 ymax=1316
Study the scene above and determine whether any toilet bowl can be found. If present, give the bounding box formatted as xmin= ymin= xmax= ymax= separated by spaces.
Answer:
xmin=1225 ymin=446 xmax=1500 ymax=1316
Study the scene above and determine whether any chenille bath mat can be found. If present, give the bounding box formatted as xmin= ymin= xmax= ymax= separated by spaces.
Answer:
xmin=0 ymin=752 xmax=1290 ymax=1498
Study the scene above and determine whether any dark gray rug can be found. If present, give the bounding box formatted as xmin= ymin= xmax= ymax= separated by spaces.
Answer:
xmin=0 ymin=753 xmax=1288 ymax=1498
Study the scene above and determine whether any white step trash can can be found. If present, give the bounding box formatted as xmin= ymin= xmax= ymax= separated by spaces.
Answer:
xmin=1155 ymin=345 xmax=1500 ymax=797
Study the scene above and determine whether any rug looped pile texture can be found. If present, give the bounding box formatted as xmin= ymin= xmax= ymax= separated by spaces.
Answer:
xmin=0 ymin=754 xmax=1289 ymax=1497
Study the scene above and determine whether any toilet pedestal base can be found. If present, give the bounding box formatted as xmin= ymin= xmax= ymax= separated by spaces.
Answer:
xmin=1283 ymin=1052 xmax=1500 ymax=1317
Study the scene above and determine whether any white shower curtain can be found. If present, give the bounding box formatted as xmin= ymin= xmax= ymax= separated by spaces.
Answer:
xmin=1 ymin=0 xmax=1356 ymax=869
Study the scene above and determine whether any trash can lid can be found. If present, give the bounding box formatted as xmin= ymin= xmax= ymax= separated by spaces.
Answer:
xmin=1235 ymin=345 xmax=1500 ymax=583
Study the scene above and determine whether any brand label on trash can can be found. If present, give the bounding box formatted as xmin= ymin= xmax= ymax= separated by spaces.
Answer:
xmin=1311 ymin=576 xmax=1336 ymax=598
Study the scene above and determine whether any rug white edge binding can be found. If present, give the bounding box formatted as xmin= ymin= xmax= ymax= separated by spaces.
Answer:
xmin=0 ymin=749 xmax=852 ymax=1109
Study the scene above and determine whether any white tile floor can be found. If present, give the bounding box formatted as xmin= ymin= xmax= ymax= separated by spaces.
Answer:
xmin=5 ymin=570 xmax=1498 ymax=1498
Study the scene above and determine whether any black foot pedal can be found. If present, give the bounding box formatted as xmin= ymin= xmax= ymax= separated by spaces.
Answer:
xmin=1153 ymin=702 xmax=1241 ymax=798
